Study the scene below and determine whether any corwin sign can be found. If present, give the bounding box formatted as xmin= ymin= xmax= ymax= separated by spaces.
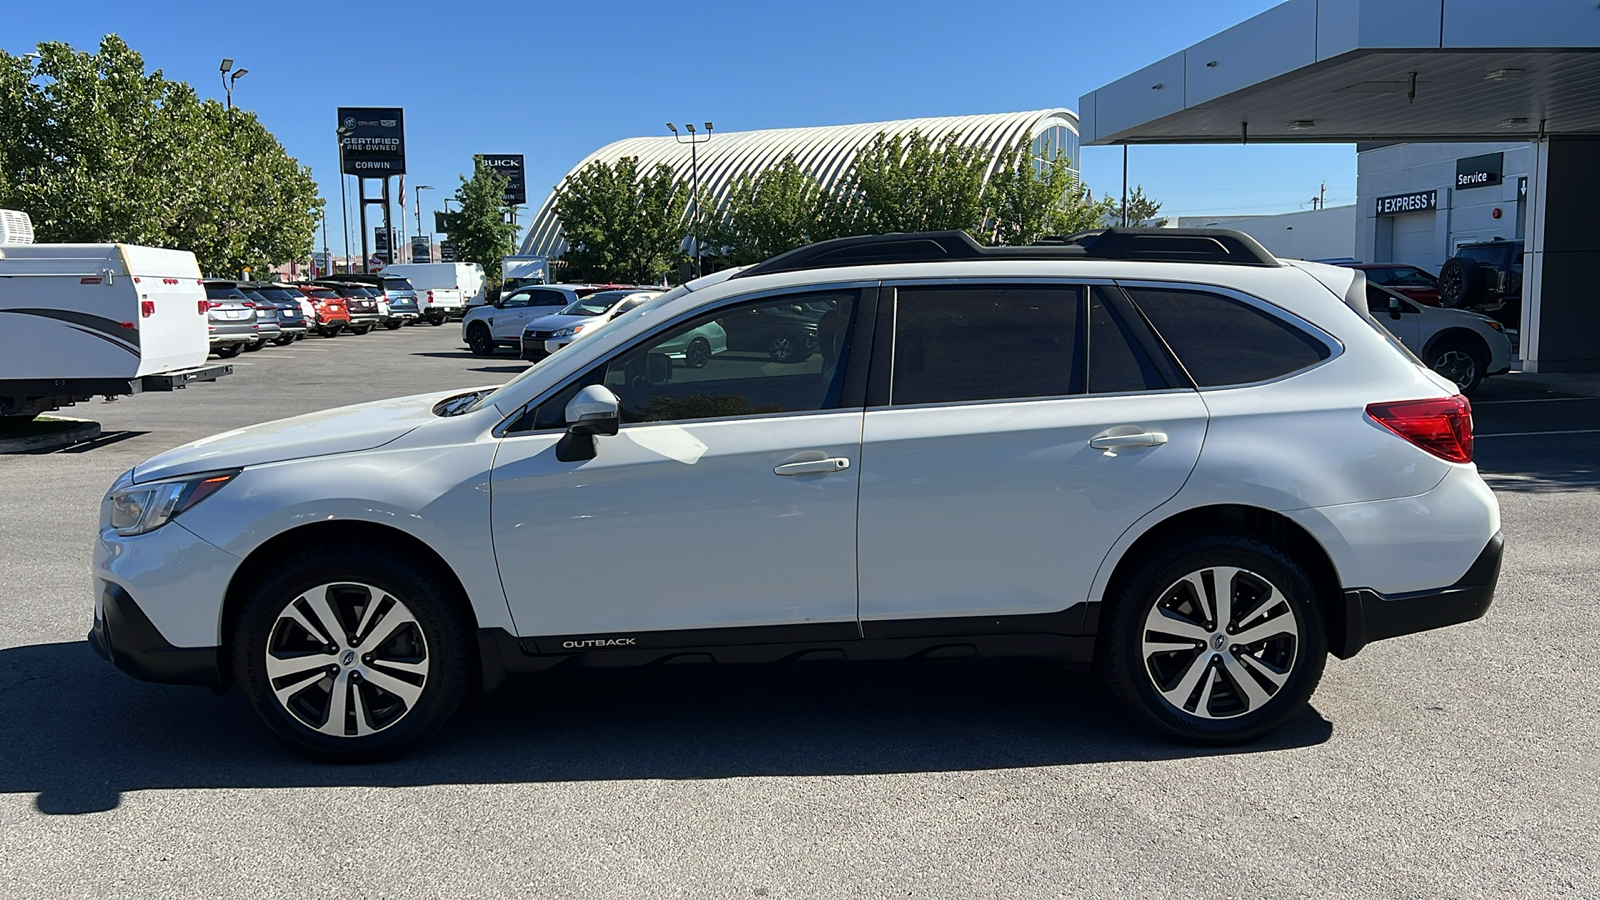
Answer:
xmin=1456 ymin=152 xmax=1503 ymax=190
xmin=1374 ymin=190 xmax=1437 ymax=216
xmin=338 ymin=107 xmax=406 ymax=176
xmin=477 ymin=154 xmax=526 ymax=205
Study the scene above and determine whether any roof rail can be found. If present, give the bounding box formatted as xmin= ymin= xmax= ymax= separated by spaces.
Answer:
xmin=730 ymin=227 xmax=1280 ymax=279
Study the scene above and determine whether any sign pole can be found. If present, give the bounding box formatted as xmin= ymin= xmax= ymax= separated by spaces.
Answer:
xmin=358 ymin=178 xmax=371 ymax=274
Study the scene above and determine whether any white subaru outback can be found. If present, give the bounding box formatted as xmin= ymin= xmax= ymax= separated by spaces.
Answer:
xmin=90 ymin=229 xmax=1502 ymax=761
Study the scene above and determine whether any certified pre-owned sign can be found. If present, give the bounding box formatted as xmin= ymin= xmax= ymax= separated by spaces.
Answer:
xmin=1374 ymin=190 xmax=1437 ymax=216
xmin=476 ymin=154 xmax=526 ymax=205
xmin=338 ymin=107 xmax=406 ymax=176
xmin=1456 ymin=152 xmax=1503 ymax=190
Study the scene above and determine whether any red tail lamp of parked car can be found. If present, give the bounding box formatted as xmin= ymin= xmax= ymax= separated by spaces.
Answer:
xmin=1366 ymin=396 xmax=1474 ymax=463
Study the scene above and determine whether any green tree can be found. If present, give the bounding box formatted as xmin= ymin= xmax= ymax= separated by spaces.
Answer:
xmin=981 ymin=134 xmax=1116 ymax=245
xmin=0 ymin=37 xmax=320 ymax=275
xmin=704 ymin=156 xmax=832 ymax=265
xmin=447 ymin=160 xmax=519 ymax=291
xmin=1105 ymin=185 xmax=1167 ymax=227
xmin=841 ymin=130 xmax=991 ymax=235
xmin=552 ymin=155 xmax=689 ymax=283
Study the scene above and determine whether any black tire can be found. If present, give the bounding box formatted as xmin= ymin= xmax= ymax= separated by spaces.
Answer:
xmin=1438 ymin=257 xmax=1484 ymax=309
xmin=467 ymin=324 xmax=495 ymax=356
xmin=351 ymin=325 xmax=373 ymax=336
xmin=242 ymin=339 xmax=266 ymax=353
xmin=273 ymin=335 xmax=296 ymax=346
xmin=1100 ymin=534 xmax=1327 ymax=744
xmin=386 ymin=320 xmax=403 ymax=330
xmin=685 ymin=337 xmax=712 ymax=369
xmin=213 ymin=343 xmax=244 ymax=359
xmin=428 ymin=316 xmax=445 ymax=327
xmin=232 ymin=545 xmax=475 ymax=762
xmin=1427 ymin=338 xmax=1488 ymax=396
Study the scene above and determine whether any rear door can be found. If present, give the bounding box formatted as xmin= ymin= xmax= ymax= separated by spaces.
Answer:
xmin=856 ymin=281 xmax=1207 ymax=630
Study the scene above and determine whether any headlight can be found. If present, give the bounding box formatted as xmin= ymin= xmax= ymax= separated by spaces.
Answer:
xmin=104 ymin=470 xmax=239 ymax=536
xmin=1484 ymin=320 xmax=1505 ymax=333
xmin=552 ymin=325 xmax=585 ymax=338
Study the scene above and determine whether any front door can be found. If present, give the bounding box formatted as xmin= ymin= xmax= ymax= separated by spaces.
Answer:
xmin=491 ymin=288 xmax=868 ymax=640
xmin=857 ymin=282 xmax=1207 ymax=627
xmin=490 ymin=294 xmax=534 ymax=341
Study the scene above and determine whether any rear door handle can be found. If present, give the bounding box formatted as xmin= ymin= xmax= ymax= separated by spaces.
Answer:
xmin=1089 ymin=431 xmax=1168 ymax=450
xmin=774 ymin=457 xmax=851 ymax=476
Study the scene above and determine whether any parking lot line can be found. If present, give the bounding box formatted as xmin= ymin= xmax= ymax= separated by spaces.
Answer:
xmin=1476 ymin=428 xmax=1600 ymax=438
xmin=1474 ymin=397 xmax=1598 ymax=404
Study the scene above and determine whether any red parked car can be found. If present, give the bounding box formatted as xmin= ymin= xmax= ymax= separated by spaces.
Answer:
xmin=1343 ymin=263 xmax=1442 ymax=306
xmin=292 ymin=284 xmax=350 ymax=336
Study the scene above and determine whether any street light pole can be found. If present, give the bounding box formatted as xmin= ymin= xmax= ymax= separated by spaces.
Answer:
xmin=415 ymin=185 xmax=432 ymax=239
xmin=667 ymin=122 xmax=713 ymax=279
xmin=219 ymin=59 xmax=246 ymax=111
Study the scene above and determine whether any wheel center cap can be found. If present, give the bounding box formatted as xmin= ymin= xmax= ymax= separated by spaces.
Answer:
xmin=1211 ymin=633 xmax=1227 ymax=651
xmin=340 ymin=649 xmax=357 ymax=667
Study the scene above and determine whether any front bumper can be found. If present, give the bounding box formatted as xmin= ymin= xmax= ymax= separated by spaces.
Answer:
xmin=1332 ymin=531 xmax=1503 ymax=659
xmin=89 ymin=582 xmax=223 ymax=688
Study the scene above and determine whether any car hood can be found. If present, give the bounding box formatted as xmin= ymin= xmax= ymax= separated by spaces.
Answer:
xmin=131 ymin=389 xmax=468 ymax=483
xmin=526 ymin=313 xmax=595 ymax=332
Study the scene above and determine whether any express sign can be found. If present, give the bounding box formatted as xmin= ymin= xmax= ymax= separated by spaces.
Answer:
xmin=477 ymin=154 xmax=526 ymax=205
xmin=1374 ymin=190 xmax=1437 ymax=216
xmin=338 ymin=108 xmax=406 ymax=176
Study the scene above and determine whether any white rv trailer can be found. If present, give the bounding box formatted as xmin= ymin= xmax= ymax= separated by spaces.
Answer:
xmin=0 ymin=213 xmax=231 ymax=420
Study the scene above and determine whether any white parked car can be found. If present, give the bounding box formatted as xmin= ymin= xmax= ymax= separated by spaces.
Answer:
xmin=461 ymin=284 xmax=598 ymax=356
xmin=1366 ymin=282 xmax=1512 ymax=395
xmin=528 ymin=290 xmax=665 ymax=358
xmin=90 ymin=229 xmax=1502 ymax=761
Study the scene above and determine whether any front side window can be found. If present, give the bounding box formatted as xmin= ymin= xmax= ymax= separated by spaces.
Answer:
xmin=531 ymin=290 xmax=858 ymax=429
xmin=1389 ymin=267 xmax=1437 ymax=287
xmin=1126 ymin=287 xmax=1330 ymax=387
xmin=890 ymin=284 xmax=1082 ymax=406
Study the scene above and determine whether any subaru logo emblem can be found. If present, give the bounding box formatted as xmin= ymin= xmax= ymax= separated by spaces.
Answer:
xmin=1211 ymin=634 xmax=1227 ymax=651
xmin=341 ymin=649 xmax=357 ymax=667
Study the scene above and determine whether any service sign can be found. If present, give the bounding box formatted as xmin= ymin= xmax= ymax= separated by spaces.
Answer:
xmin=338 ymin=107 xmax=406 ymax=176
xmin=1374 ymin=190 xmax=1438 ymax=217
xmin=477 ymin=154 xmax=526 ymax=205
xmin=1456 ymin=152 xmax=1503 ymax=190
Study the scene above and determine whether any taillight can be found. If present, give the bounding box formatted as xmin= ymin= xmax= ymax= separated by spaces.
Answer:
xmin=1366 ymin=396 xmax=1473 ymax=464
xmin=426 ymin=291 xmax=434 ymax=304
xmin=197 ymin=300 xmax=208 ymax=315
xmin=204 ymin=300 xmax=223 ymax=309
xmin=140 ymin=300 xmax=155 ymax=318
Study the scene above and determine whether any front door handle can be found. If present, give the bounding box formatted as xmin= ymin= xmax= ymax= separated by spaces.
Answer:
xmin=774 ymin=457 xmax=851 ymax=476
xmin=1089 ymin=431 xmax=1168 ymax=450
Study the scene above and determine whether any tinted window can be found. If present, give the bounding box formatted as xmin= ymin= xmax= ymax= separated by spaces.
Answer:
xmin=383 ymin=278 xmax=414 ymax=292
xmin=1387 ymin=267 xmax=1436 ymax=287
xmin=1127 ymin=287 xmax=1330 ymax=387
xmin=1088 ymin=288 xmax=1167 ymax=393
xmin=891 ymin=285 xmax=1081 ymax=406
xmin=204 ymin=286 xmax=247 ymax=300
xmin=532 ymin=291 xmax=858 ymax=429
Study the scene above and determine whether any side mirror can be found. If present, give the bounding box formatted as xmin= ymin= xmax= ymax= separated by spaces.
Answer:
xmin=556 ymin=385 xmax=620 ymax=462
xmin=1387 ymin=296 xmax=1403 ymax=319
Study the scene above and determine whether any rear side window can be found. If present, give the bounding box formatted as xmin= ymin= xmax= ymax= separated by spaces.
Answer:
xmin=891 ymin=285 xmax=1082 ymax=405
xmin=1088 ymin=289 xmax=1168 ymax=393
xmin=1126 ymin=287 xmax=1329 ymax=387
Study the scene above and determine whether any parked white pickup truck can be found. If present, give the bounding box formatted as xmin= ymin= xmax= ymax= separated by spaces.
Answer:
xmin=0 ymin=210 xmax=231 ymax=420
xmin=381 ymin=263 xmax=478 ymax=323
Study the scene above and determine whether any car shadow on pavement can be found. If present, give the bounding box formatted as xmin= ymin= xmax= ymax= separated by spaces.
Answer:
xmin=0 ymin=641 xmax=1332 ymax=816
xmin=411 ymin=351 xmax=502 ymax=360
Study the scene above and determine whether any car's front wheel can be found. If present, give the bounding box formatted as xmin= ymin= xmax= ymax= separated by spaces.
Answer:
xmin=466 ymin=324 xmax=495 ymax=356
xmin=233 ymin=547 xmax=474 ymax=762
xmin=1428 ymin=339 xmax=1487 ymax=396
xmin=685 ymin=337 xmax=712 ymax=369
xmin=1100 ymin=535 xmax=1326 ymax=744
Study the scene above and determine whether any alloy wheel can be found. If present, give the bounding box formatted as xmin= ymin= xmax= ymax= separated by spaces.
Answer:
xmin=1432 ymin=350 xmax=1477 ymax=390
xmin=263 ymin=582 xmax=430 ymax=738
xmin=1140 ymin=566 xmax=1299 ymax=720
xmin=686 ymin=338 xmax=711 ymax=368
xmin=769 ymin=336 xmax=798 ymax=362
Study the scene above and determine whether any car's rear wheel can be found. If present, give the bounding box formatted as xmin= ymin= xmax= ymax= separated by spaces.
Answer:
xmin=214 ymin=344 xmax=243 ymax=359
xmin=233 ymin=547 xmax=473 ymax=762
xmin=273 ymin=335 xmax=296 ymax=346
xmin=685 ymin=337 xmax=712 ymax=368
xmin=1428 ymin=339 xmax=1487 ymax=396
xmin=386 ymin=320 xmax=403 ymax=330
xmin=1100 ymin=534 xmax=1326 ymax=744
xmin=242 ymin=339 xmax=266 ymax=352
xmin=351 ymin=325 xmax=373 ymax=336
xmin=467 ymin=324 xmax=495 ymax=356
xmin=768 ymin=335 xmax=807 ymax=363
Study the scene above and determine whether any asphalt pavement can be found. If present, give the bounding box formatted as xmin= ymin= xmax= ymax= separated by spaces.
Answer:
xmin=1 ymin=328 xmax=1595 ymax=898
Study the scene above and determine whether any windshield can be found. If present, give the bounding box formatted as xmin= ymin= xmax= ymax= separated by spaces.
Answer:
xmin=306 ymin=289 xmax=338 ymax=299
xmin=383 ymin=278 xmax=415 ymax=292
xmin=559 ymin=290 xmax=641 ymax=316
xmin=204 ymin=286 xmax=247 ymax=300
xmin=257 ymin=287 xmax=300 ymax=301
xmin=1460 ymin=245 xmax=1512 ymax=266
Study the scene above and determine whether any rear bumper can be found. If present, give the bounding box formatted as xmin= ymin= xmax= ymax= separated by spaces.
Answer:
xmin=89 ymin=582 xmax=223 ymax=689
xmin=1332 ymin=531 xmax=1503 ymax=659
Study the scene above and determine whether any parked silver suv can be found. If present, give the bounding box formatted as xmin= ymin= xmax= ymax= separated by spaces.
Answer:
xmin=93 ymin=230 xmax=1500 ymax=761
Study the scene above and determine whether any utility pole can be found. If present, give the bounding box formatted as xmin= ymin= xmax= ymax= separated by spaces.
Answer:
xmin=668 ymin=122 xmax=714 ymax=278
xmin=1121 ymin=144 xmax=1129 ymax=227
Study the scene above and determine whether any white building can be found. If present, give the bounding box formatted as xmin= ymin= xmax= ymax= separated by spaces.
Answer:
xmin=1176 ymin=205 xmax=1358 ymax=262
xmin=1357 ymin=142 xmax=1533 ymax=274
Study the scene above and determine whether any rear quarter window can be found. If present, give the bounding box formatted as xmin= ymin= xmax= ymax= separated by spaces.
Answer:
xmin=1125 ymin=287 xmax=1330 ymax=387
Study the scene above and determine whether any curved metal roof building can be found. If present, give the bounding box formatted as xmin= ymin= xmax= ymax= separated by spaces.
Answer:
xmin=520 ymin=109 xmax=1079 ymax=258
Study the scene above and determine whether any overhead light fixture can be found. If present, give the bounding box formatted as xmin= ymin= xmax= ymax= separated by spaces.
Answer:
xmin=665 ymin=123 xmax=677 ymax=134
xmin=1286 ymin=120 xmax=1317 ymax=130
xmin=1485 ymin=68 xmax=1523 ymax=81
xmin=220 ymin=58 xmax=233 ymax=73
xmin=1499 ymin=117 xmax=1531 ymax=128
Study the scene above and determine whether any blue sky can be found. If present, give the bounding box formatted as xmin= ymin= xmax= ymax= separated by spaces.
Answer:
xmin=6 ymin=0 xmax=1355 ymax=252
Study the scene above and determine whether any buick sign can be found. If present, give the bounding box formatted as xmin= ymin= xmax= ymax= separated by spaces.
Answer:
xmin=1375 ymin=190 xmax=1437 ymax=216
xmin=338 ymin=107 xmax=406 ymax=176
xmin=476 ymin=153 xmax=527 ymax=205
